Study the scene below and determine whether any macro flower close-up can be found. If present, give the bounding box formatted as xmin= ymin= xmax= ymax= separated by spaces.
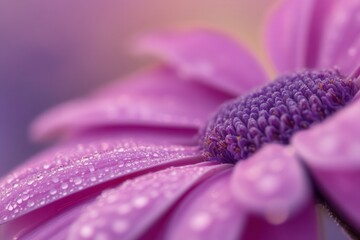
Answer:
xmin=1 ymin=0 xmax=360 ymax=239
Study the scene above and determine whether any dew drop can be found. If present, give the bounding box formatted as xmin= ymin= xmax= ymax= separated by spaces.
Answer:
xmin=6 ymin=204 xmax=14 ymax=211
xmin=244 ymin=164 xmax=263 ymax=181
xmin=132 ymin=196 xmax=148 ymax=208
xmin=74 ymin=177 xmax=82 ymax=185
xmin=43 ymin=164 xmax=50 ymax=170
xmin=257 ymin=175 xmax=279 ymax=194
xmin=190 ymin=212 xmax=212 ymax=231
xmin=52 ymin=177 xmax=59 ymax=183
xmin=80 ymin=225 xmax=94 ymax=238
xmin=61 ymin=183 xmax=69 ymax=190
xmin=22 ymin=195 xmax=29 ymax=201
xmin=50 ymin=189 xmax=57 ymax=195
xmin=27 ymin=179 xmax=35 ymax=186
xmin=348 ymin=47 xmax=357 ymax=57
xmin=89 ymin=166 xmax=95 ymax=172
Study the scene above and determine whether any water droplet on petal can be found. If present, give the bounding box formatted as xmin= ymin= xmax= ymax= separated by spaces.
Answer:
xmin=74 ymin=177 xmax=82 ymax=185
xmin=132 ymin=196 xmax=148 ymax=209
xmin=43 ymin=164 xmax=50 ymax=170
xmin=190 ymin=212 xmax=212 ymax=231
xmin=22 ymin=195 xmax=29 ymax=201
xmin=52 ymin=177 xmax=59 ymax=183
xmin=61 ymin=183 xmax=69 ymax=190
xmin=6 ymin=204 xmax=14 ymax=211
xmin=256 ymin=175 xmax=279 ymax=194
xmin=50 ymin=189 xmax=57 ymax=195
xmin=80 ymin=225 xmax=94 ymax=238
xmin=89 ymin=166 xmax=95 ymax=172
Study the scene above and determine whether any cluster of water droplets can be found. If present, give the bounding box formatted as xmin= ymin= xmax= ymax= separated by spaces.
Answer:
xmin=67 ymin=163 xmax=227 ymax=240
xmin=0 ymin=137 xmax=198 ymax=222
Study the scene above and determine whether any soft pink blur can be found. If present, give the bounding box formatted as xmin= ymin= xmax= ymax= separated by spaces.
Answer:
xmin=0 ymin=0 xmax=273 ymax=176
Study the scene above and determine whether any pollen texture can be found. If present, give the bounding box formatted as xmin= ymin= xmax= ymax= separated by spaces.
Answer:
xmin=201 ymin=70 xmax=359 ymax=163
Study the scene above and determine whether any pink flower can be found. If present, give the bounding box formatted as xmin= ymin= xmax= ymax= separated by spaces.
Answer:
xmin=1 ymin=0 xmax=360 ymax=239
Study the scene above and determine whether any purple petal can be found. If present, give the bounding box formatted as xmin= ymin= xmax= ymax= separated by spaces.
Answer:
xmin=230 ymin=144 xmax=311 ymax=219
xmin=242 ymin=202 xmax=318 ymax=240
xmin=0 ymin=130 xmax=202 ymax=224
xmin=0 ymin=200 xmax=89 ymax=239
xmin=136 ymin=29 xmax=268 ymax=96
xmin=67 ymin=163 xmax=230 ymax=240
xmin=264 ymin=0 xmax=314 ymax=72
xmin=317 ymin=0 xmax=360 ymax=75
xmin=292 ymin=100 xmax=360 ymax=229
xmin=266 ymin=0 xmax=360 ymax=75
xmin=292 ymin=100 xmax=360 ymax=168
xmin=30 ymin=67 xmax=231 ymax=141
xmin=164 ymin=170 xmax=245 ymax=240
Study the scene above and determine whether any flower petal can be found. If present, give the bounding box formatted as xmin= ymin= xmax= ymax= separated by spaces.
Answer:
xmin=230 ymin=144 xmax=311 ymax=219
xmin=67 ymin=163 xmax=230 ymax=240
xmin=317 ymin=0 xmax=360 ymax=75
xmin=292 ymin=100 xmax=360 ymax=229
xmin=292 ymin=100 xmax=360 ymax=169
xmin=264 ymin=0 xmax=314 ymax=73
xmin=0 ymin=200 xmax=88 ymax=239
xmin=30 ymin=67 xmax=231 ymax=141
xmin=136 ymin=29 xmax=268 ymax=96
xmin=164 ymin=170 xmax=245 ymax=240
xmin=266 ymin=0 xmax=360 ymax=75
xmin=0 ymin=130 xmax=202 ymax=224
xmin=242 ymin=202 xmax=318 ymax=240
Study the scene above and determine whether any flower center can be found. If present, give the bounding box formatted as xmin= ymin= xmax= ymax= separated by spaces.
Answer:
xmin=200 ymin=69 xmax=359 ymax=163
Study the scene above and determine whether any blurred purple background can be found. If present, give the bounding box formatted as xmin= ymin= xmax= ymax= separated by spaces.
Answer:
xmin=0 ymin=0 xmax=272 ymax=176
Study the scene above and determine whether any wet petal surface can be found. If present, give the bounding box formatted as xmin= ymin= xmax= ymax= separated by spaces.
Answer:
xmin=0 ymin=130 xmax=201 ymax=223
xmin=293 ymin=100 xmax=360 ymax=229
xmin=137 ymin=29 xmax=268 ymax=96
xmin=165 ymin=170 xmax=245 ymax=240
xmin=67 ymin=163 xmax=230 ymax=240
xmin=1 ymin=202 xmax=87 ymax=240
xmin=231 ymin=144 xmax=310 ymax=219
xmin=31 ymin=67 xmax=231 ymax=141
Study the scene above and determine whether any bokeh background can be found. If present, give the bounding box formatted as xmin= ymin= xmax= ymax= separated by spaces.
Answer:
xmin=0 ymin=1 xmax=352 ymax=239
xmin=0 ymin=0 xmax=273 ymax=176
